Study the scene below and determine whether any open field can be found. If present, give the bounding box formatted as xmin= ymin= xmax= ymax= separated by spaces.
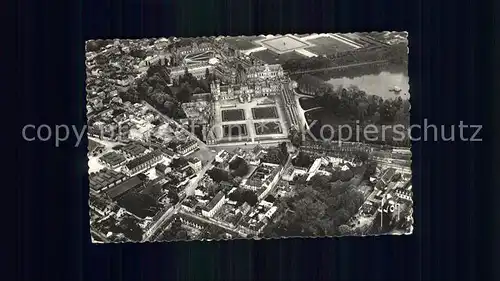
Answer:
xmin=305 ymin=36 xmax=358 ymax=55
xmin=224 ymin=37 xmax=259 ymax=50
xmin=252 ymin=106 xmax=279 ymax=119
xmin=251 ymin=50 xmax=280 ymax=64
xmin=261 ymin=36 xmax=310 ymax=53
xmin=254 ymin=122 xmax=283 ymax=135
xmin=222 ymin=109 xmax=245 ymax=121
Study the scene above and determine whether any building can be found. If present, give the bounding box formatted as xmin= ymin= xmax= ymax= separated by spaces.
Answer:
xmin=122 ymin=150 xmax=163 ymax=176
xmin=181 ymin=197 xmax=198 ymax=213
xmin=98 ymin=152 xmax=127 ymax=168
xmin=202 ymin=191 xmax=226 ymax=218
xmin=120 ymin=143 xmax=147 ymax=158
xmin=89 ymin=195 xmax=114 ymax=216
xmin=395 ymin=188 xmax=412 ymax=202
xmin=381 ymin=168 xmax=396 ymax=184
xmin=245 ymin=64 xmax=284 ymax=81
xmin=89 ymin=169 xmax=128 ymax=193
xmin=176 ymin=139 xmax=199 ymax=156
xmin=188 ymin=157 xmax=202 ymax=171
xmin=105 ymin=176 xmax=144 ymax=200
xmin=215 ymin=150 xmax=231 ymax=163
xmin=210 ymin=79 xmax=282 ymax=102
xmin=155 ymin=163 xmax=171 ymax=176
xmin=170 ymin=64 xmax=214 ymax=80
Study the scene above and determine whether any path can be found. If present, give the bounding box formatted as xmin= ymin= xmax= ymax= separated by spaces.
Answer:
xmin=303 ymin=106 xmax=323 ymax=113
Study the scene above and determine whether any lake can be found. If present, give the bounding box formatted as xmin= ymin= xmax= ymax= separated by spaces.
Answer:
xmin=326 ymin=71 xmax=410 ymax=100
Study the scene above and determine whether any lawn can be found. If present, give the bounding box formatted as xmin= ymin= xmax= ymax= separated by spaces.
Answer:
xmin=252 ymin=106 xmax=279 ymax=119
xmin=223 ymin=124 xmax=248 ymax=137
xmin=225 ymin=37 xmax=259 ymax=50
xmin=254 ymin=122 xmax=283 ymax=135
xmin=222 ymin=109 xmax=245 ymax=121
xmin=305 ymin=36 xmax=357 ymax=55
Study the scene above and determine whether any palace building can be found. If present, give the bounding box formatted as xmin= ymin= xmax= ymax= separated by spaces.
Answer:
xmin=210 ymin=80 xmax=282 ymax=102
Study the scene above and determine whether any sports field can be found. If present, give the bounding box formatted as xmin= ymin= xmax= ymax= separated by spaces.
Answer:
xmin=222 ymin=109 xmax=245 ymax=121
xmin=252 ymin=106 xmax=279 ymax=119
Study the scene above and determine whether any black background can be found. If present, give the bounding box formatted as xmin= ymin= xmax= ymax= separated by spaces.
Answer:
xmin=12 ymin=0 xmax=497 ymax=280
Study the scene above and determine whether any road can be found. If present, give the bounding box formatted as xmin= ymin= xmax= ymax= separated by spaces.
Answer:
xmin=144 ymin=156 xmax=215 ymax=241
xmin=185 ymin=160 xmax=214 ymax=196
xmin=288 ymin=60 xmax=388 ymax=75
xmin=145 ymin=204 xmax=180 ymax=241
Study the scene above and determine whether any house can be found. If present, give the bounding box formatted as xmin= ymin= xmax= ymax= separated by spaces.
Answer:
xmin=188 ymin=157 xmax=202 ymax=172
xmin=202 ymin=191 xmax=226 ymax=218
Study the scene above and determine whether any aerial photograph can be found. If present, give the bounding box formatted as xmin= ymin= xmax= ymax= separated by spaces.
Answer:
xmin=86 ymin=32 xmax=412 ymax=243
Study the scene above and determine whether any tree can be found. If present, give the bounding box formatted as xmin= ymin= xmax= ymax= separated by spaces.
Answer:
xmin=167 ymin=190 xmax=180 ymax=204
xmin=340 ymin=169 xmax=354 ymax=182
xmin=207 ymin=168 xmax=232 ymax=182
xmin=228 ymin=189 xmax=258 ymax=206
xmin=338 ymin=224 xmax=351 ymax=235
xmin=176 ymin=86 xmax=192 ymax=103
xmin=207 ymin=183 xmax=223 ymax=196
xmin=293 ymin=152 xmax=313 ymax=168
xmin=363 ymin=161 xmax=377 ymax=180
xmin=232 ymin=160 xmax=249 ymax=177
xmin=288 ymin=126 xmax=303 ymax=147
xmin=119 ymin=217 xmax=143 ymax=241
xmin=310 ymin=174 xmax=330 ymax=190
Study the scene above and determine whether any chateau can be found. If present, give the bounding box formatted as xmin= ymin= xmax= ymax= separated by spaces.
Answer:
xmin=210 ymin=64 xmax=286 ymax=103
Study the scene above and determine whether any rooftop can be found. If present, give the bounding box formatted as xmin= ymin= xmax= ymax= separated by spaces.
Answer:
xmin=125 ymin=150 xmax=162 ymax=170
xmin=204 ymin=191 xmax=225 ymax=211
xmin=121 ymin=143 xmax=147 ymax=156
xmin=89 ymin=169 xmax=127 ymax=191
xmin=105 ymin=176 xmax=144 ymax=199
xmin=99 ymin=152 xmax=127 ymax=166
